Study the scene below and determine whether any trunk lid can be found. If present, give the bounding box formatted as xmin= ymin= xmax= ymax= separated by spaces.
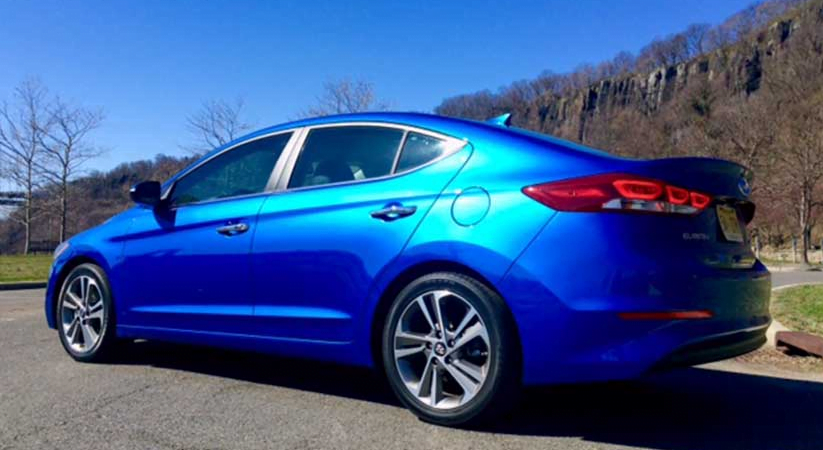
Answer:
xmin=624 ymin=157 xmax=752 ymax=203
xmin=621 ymin=157 xmax=757 ymax=269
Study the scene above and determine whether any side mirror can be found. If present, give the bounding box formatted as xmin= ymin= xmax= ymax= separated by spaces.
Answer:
xmin=129 ymin=181 xmax=162 ymax=206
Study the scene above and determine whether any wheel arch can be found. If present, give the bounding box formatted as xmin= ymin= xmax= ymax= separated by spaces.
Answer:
xmin=50 ymin=255 xmax=107 ymax=326
xmin=368 ymin=259 xmax=522 ymax=371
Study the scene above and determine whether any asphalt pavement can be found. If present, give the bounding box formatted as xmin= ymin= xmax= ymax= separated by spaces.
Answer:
xmin=2 ymin=272 xmax=822 ymax=450
xmin=770 ymin=269 xmax=823 ymax=288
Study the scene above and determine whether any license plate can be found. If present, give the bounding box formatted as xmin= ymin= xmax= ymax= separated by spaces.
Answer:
xmin=717 ymin=205 xmax=744 ymax=242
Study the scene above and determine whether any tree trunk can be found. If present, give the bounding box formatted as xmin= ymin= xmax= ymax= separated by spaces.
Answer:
xmin=23 ymin=202 xmax=31 ymax=255
xmin=60 ymin=169 xmax=68 ymax=243
xmin=799 ymin=187 xmax=812 ymax=265
xmin=23 ymin=166 xmax=32 ymax=255
xmin=802 ymin=226 xmax=811 ymax=265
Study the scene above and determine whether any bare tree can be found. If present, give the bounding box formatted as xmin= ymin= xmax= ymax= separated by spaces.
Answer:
xmin=531 ymin=71 xmax=565 ymax=96
xmin=769 ymin=106 xmax=823 ymax=265
xmin=584 ymin=107 xmax=667 ymax=159
xmin=713 ymin=95 xmax=775 ymax=173
xmin=185 ymin=98 xmax=251 ymax=154
xmin=683 ymin=24 xmax=711 ymax=56
xmin=434 ymin=90 xmax=497 ymax=120
xmin=637 ymin=34 xmax=690 ymax=70
xmin=762 ymin=28 xmax=823 ymax=264
xmin=609 ymin=51 xmax=637 ymax=76
xmin=704 ymin=26 xmax=735 ymax=52
xmin=300 ymin=79 xmax=388 ymax=117
xmin=39 ymin=98 xmax=104 ymax=242
xmin=0 ymin=79 xmax=50 ymax=254
xmin=563 ymin=64 xmax=598 ymax=92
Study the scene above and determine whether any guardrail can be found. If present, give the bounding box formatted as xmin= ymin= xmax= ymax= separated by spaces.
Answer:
xmin=29 ymin=241 xmax=59 ymax=254
xmin=0 ymin=191 xmax=24 ymax=206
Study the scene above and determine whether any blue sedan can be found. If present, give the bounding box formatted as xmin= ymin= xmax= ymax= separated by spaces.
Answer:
xmin=45 ymin=112 xmax=770 ymax=426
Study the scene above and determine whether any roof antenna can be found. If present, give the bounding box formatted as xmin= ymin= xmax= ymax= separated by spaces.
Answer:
xmin=487 ymin=113 xmax=512 ymax=127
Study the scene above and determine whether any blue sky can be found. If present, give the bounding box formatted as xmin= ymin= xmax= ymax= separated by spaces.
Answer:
xmin=0 ymin=0 xmax=756 ymax=174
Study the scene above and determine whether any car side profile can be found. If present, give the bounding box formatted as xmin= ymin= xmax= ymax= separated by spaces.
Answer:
xmin=46 ymin=112 xmax=771 ymax=426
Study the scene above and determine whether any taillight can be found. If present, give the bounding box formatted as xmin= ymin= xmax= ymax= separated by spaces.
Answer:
xmin=522 ymin=173 xmax=713 ymax=215
xmin=613 ymin=179 xmax=662 ymax=200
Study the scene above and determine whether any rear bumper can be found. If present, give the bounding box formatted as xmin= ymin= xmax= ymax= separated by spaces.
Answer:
xmin=499 ymin=212 xmax=771 ymax=385
xmin=651 ymin=326 xmax=767 ymax=372
xmin=499 ymin=299 xmax=771 ymax=385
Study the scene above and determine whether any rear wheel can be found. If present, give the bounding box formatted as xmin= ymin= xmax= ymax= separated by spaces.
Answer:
xmin=382 ymin=272 xmax=520 ymax=426
xmin=57 ymin=263 xmax=118 ymax=362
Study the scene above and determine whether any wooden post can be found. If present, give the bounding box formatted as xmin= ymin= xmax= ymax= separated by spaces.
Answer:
xmin=754 ymin=235 xmax=760 ymax=259
xmin=793 ymin=236 xmax=798 ymax=264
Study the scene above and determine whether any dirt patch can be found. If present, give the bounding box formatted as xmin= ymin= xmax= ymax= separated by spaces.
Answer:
xmin=736 ymin=345 xmax=823 ymax=374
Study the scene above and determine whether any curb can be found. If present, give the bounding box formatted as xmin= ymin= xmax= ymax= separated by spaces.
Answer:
xmin=767 ymin=282 xmax=823 ymax=346
xmin=0 ymin=281 xmax=47 ymax=291
xmin=767 ymin=285 xmax=789 ymax=347
xmin=764 ymin=264 xmax=823 ymax=273
xmin=772 ymin=281 xmax=823 ymax=292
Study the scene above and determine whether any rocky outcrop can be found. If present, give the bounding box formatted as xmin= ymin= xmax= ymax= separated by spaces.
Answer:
xmin=529 ymin=1 xmax=818 ymax=139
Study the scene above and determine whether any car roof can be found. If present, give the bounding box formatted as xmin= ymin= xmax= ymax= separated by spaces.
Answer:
xmin=232 ymin=111 xmax=616 ymax=156
xmin=242 ymin=111 xmax=487 ymax=140
xmin=167 ymin=112 xmax=620 ymax=188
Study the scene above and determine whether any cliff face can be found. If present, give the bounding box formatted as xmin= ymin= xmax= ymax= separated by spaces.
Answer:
xmin=528 ymin=0 xmax=821 ymax=141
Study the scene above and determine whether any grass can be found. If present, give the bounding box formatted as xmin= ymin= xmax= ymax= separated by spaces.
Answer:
xmin=772 ymin=285 xmax=823 ymax=336
xmin=0 ymin=254 xmax=52 ymax=283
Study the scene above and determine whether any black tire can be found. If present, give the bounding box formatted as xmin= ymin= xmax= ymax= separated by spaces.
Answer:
xmin=56 ymin=263 xmax=119 ymax=362
xmin=381 ymin=272 xmax=521 ymax=427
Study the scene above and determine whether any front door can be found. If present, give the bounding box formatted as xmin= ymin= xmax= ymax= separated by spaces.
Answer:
xmin=118 ymin=131 xmax=295 ymax=334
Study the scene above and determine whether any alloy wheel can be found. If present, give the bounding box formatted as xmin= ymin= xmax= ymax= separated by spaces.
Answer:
xmin=60 ymin=275 xmax=105 ymax=354
xmin=393 ymin=290 xmax=491 ymax=410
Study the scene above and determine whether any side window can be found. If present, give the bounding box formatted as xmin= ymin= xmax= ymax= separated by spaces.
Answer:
xmin=288 ymin=126 xmax=404 ymax=189
xmin=395 ymin=132 xmax=453 ymax=173
xmin=170 ymin=132 xmax=292 ymax=206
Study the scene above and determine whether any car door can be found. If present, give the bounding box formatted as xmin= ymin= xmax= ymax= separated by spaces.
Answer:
xmin=249 ymin=124 xmax=471 ymax=342
xmin=117 ymin=131 xmax=297 ymax=334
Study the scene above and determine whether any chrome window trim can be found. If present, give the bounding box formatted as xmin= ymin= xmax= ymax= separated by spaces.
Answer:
xmin=390 ymin=131 xmax=410 ymax=174
xmin=265 ymin=128 xmax=306 ymax=191
xmin=276 ymin=122 xmax=468 ymax=193
xmin=162 ymin=128 xmax=303 ymax=209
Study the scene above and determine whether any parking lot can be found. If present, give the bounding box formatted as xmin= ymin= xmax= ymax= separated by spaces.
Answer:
xmin=2 ymin=278 xmax=823 ymax=450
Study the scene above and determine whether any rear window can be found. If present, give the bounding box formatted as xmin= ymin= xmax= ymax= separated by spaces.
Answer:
xmin=395 ymin=132 xmax=451 ymax=172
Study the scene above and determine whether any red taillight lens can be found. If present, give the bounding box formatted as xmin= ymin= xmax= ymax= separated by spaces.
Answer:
xmin=690 ymin=192 xmax=712 ymax=209
xmin=522 ymin=174 xmax=614 ymax=212
xmin=523 ymin=173 xmax=713 ymax=215
xmin=613 ymin=179 xmax=663 ymax=200
xmin=665 ymin=185 xmax=690 ymax=205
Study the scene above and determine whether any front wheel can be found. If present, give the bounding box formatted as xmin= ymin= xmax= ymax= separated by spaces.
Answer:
xmin=382 ymin=272 xmax=521 ymax=426
xmin=56 ymin=263 xmax=118 ymax=362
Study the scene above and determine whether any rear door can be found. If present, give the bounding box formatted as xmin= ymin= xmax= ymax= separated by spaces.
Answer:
xmin=249 ymin=124 xmax=470 ymax=342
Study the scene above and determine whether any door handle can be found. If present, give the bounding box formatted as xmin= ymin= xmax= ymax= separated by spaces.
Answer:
xmin=216 ymin=222 xmax=249 ymax=236
xmin=370 ymin=204 xmax=417 ymax=222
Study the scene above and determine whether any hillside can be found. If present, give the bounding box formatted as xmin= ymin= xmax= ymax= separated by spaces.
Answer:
xmin=435 ymin=0 xmax=809 ymax=137
xmin=525 ymin=4 xmax=810 ymax=142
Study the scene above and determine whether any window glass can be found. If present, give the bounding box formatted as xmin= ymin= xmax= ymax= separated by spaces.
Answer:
xmin=395 ymin=132 xmax=453 ymax=173
xmin=170 ymin=133 xmax=291 ymax=206
xmin=288 ymin=126 xmax=404 ymax=188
